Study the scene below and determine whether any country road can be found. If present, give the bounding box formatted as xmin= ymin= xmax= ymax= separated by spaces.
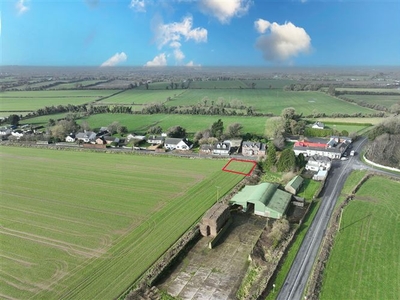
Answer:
xmin=276 ymin=137 xmax=399 ymax=300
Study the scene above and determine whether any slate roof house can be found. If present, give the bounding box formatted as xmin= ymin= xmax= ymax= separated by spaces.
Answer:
xmin=199 ymin=144 xmax=214 ymax=155
xmin=229 ymin=183 xmax=292 ymax=219
xmin=213 ymin=142 xmax=231 ymax=155
xmin=241 ymin=141 xmax=266 ymax=157
xmin=76 ymin=131 xmax=96 ymax=143
xmin=164 ymin=138 xmax=193 ymax=151
xmin=305 ymin=155 xmax=332 ymax=171
xmin=65 ymin=134 xmax=76 ymax=142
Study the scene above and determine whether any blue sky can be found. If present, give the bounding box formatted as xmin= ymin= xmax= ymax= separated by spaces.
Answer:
xmin=1 ymin=0 xmax=399 ymax=67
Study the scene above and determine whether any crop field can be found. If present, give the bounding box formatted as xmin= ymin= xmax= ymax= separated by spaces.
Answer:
xmin=49 ymin=80 xmax=108 ymax=89
xmin=341 ymin=94 xmax=400 ymax=109
xmin=0 ymin=146 xmax=247 ymax=299
xmin=165 ymin=89 xmax=376 ymax=116
xmin=188 ymin=80 xmax=248 ymax=89
xmin=0 ymin=90 xmax=117 ymax=112
xmin=98 ymin=89 xmax=183 ymax=105
xmin=320 ymin=176 xmax=400 ymax=300
xmin=336 ymin=87 xmax=400 ymax=94
xmin=322 ymin=122 xmax=372 ymax=134
xmin=78 ymin=113 xmax=268 ymax=135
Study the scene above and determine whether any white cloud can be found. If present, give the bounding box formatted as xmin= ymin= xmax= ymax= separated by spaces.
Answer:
xmin=145 ymin=53 xmax=167 ymax=67
xmin=254 ymin=19 xmax=270 ymax=34
xmin=199 ymin=0 xmax=251 ymax=24
xmin=129 ymin=0 xmax=147 ymax=12
xmin=255 ymin=20 xmax=311 ymax=62
xmin=152 ymin=15 xmax=207 ymax=65
xmin=155 ymin=16 xmax=207 ymax=49
xmin=186 ymin=60 xmax=201 ymax=67
xmin=100 ymin=52 xmax=128 ymax=67
xmin=16 ymin=0 xmax=29 ymax=15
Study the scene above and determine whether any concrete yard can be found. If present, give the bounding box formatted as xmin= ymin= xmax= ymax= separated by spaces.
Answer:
xmin=158 ymin=213 xmax=266 ymax=300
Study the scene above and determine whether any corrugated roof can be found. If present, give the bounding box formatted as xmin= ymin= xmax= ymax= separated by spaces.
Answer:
xmin=229 ymin=183 xmax=292 ymax=215
xmin=286 ymin=175 xmax=304 ymax=190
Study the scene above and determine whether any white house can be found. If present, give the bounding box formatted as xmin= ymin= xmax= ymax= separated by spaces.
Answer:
xmin=213 ymin=142 xmax=231 ymax=155
xmin=312 ymin=121 xmax=325 ymax=129
xmin=164 ymin=138 xmax=193 ymax=151
xmin=11 ymin=130 xmax=24 ymax=138
xmin=65 ymin=134 xmax=76 ymax=142
xmin=147 ymin=135 xmax=165 ymax=145
xmin=305 ymin=155 xmax=332 ymax=171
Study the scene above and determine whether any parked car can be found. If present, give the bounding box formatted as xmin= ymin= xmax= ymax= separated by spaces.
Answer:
xmin=350 ymin=150 xmax=355 ymax=156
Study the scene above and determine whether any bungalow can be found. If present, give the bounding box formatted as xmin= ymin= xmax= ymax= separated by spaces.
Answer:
xmin=147 ymin=135 xmax=165 ymax=145
xmin=241 ymin=141 xmax=266 ymax=157
xmin=164 ymin=138 xmax=193 ymax=151
xmin=213 ymin=142 xmax=231 ymax=156
xmin=312 ymin=121 xmax=325 ymax=129
xmin=76 ymin=131 xmax=97 ymax=143
xmin=65 ymin=133 xmax=76 ymax=142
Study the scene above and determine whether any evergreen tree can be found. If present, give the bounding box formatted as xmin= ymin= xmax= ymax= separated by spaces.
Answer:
xmin=277 ymin=149 xmax=297 ymax=172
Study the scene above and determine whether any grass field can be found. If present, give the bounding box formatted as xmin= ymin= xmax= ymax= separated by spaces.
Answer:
xmin=97 ymin=89 xmax=183 ymax=105
xmin=0 ymin=146 xmax=247 ymax=299
xmin=320 ymin=176 xmax=400 ymax=300
xmin=0 ymin=90 xmax=117 ymax=112
xmin=165 ymin=89 xmax=376 ymax=116
xmin=336 ymin=88 xmax=400 ymax=94
xmin=342 ymin=94 xmax=400 ymax=109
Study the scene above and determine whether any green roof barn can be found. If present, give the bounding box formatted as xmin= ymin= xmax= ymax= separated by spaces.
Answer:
xmin=229 ymin=183 xmax=292 ymax=219
xmin=285 ymin=175 xmax=304 ymax=195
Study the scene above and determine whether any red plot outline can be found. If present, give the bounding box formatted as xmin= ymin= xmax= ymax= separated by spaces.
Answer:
xmin=222 ymin=158 xmax=257 ymax=176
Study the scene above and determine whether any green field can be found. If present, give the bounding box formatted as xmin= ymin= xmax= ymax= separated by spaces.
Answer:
xmin=0 ymin=90 xmax=116 ymax=112
xmin=336 ymin=88 xmax=400 ymax=94
xmin=0 ymin=146 xmax=247 ymax=299
xmin=165 ymin=89 xmax=376 ymax=116
xmin=320 ymin=176 xmax=400 ymax=300
xmin=97 ymin=89 xmax=183 ymax=105
xmin=342 ymin=94 xmax=400 ymax=109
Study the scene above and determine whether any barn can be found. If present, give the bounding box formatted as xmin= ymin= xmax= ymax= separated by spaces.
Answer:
xmin=285 ymin=175 xmax=304 ymax=195
xmin=199 ymin=203 xmax=230 ymax=237
xmin=229 ymin=183 xmax=292 ymax=219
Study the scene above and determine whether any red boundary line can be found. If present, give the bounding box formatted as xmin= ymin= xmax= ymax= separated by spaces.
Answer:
xmin=222 ymin=158 xmax=257 ymax=176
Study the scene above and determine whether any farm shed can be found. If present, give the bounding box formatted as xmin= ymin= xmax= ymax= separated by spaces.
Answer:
xmin=285 ymin=175 xmax=304 ymax=195
xmin=229 ymin=183 xmax=292 ymax=219
xmin=200 ymin=203 xmax=230 ymax=237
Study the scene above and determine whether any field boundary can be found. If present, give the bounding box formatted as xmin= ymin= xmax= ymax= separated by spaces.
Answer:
xmin=363 ymin=154 xmax=400 ymax=173
xmin=222 ymin=158 xmax=257 ymax=176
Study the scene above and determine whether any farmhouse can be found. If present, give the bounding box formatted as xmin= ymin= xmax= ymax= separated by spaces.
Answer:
xmin=164 ymin=138 xmax=193 ymax=151
xmin=293 ymin=136 xmax=351 ymax=159
xmin=213 ymin=142 xmax=231 ymax=156
xmin=285 ymin=175 xmax=304 ymax=195
xmin=229 ymin=183 xmax=292 ymax=219
xmin=241 ymin=141 xmax=266 ymax=157
xmin=200 ymin=203 xmax=230 ymax=237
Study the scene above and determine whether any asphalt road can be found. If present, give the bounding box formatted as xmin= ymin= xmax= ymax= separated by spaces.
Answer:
xmin=276 ymin=137 xmax=393 ymax=300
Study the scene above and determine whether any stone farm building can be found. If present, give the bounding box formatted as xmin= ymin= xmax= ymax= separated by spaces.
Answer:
xmin=229 ymin=183 xmax=292 ymax=219
xmin=200 ymin=203 xmax=231 ymax=237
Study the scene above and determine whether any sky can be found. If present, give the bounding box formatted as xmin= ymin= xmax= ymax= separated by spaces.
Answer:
xmin=1 ymin=0 xmax=399 ymax=67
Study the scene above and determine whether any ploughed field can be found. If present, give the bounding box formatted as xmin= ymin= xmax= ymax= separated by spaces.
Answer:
xmin=0 ymin=147 xmax=248 ymax=299
xmin=320 ymin=176 xmax=400 ymax=300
